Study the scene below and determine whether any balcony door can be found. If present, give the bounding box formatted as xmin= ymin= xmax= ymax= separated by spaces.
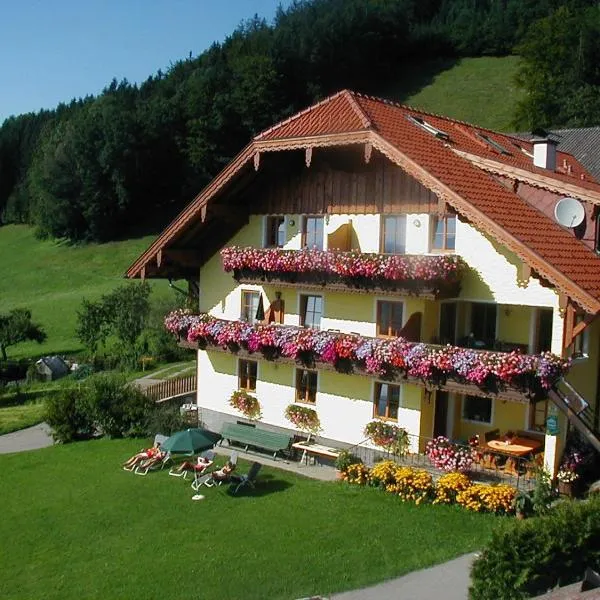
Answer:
xmin=433 ymin=391 xmax=450 ymax=438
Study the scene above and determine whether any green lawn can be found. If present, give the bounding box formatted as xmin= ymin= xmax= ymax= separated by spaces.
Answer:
xmin=0 ymin=439 xmax=499 ymax=600
xmin=0 ymin=402 xmax=45 ymax=434
xmin=382 ymin=56 xmax=523 ymax=131
xmin=0 ymin=224 xmax=175 ymax=359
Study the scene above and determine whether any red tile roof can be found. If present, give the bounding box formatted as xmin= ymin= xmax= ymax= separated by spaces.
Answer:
xmin=127 ymin=90 xmax=600 ymax=314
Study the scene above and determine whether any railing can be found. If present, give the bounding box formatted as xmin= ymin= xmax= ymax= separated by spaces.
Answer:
xmin=346 ymin=433 xmax=536 ymax=490
xmin=144 ymin=375 xmax=197 ymax=403
xmin=549 ymin=380 xmax=600 ymax=453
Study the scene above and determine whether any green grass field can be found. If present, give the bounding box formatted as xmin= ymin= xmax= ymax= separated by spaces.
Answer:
xmin=0 ymin=439 xmax=499 ymax=600
xmin=0 ymin=225 xmax=175 ymax=359
xmin=384 ymin=56 xmax=523 ymax=131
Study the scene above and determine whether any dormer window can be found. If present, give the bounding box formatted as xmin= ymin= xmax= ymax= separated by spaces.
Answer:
xmin=595 ymin=214 xmax=600 ymax=254
xmin=407 ymin=115 xmax=450 ymax=141
xmin=476 ymin=133 xmax=510 ymax=156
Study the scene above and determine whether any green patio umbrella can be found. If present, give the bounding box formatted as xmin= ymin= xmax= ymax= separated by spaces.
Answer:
xmin=161 ymin=428 xmax=221 ymax=455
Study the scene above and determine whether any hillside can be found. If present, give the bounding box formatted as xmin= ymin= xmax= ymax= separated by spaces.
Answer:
xmin=0 ymin=225 xmax=175 ymax=359
xmin=386 ymin=56 xmax=523 ymax=132
xmin=0 ymin=56 xmax=523 ymax=360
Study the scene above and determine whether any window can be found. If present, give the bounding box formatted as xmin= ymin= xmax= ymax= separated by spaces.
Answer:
xmin=302 ymin=216 xmax=324 ymax=250
xmin=595 ymin=216 xmax=600 ymax=254
xmin=296 ymin=369 xmax=317 ymax=404
xmin=265 ymin=216 xmax=286 ymax=248
xmin=241 ymin=290 xmax=261 ymax=324
xmin=300 ymin=294 xmax=322 ymax=329
xmin=407 ymin=115 xmax=450 ymax=140
xmin=470 ymin=303 xmax=497 ymax=347
xmin=381 ymin=215 xmax=407 ymax=254
xmin=374 ymin=382 xmax=401 ymax=421
xmin=431 ymin=215 xmax=456 ymax=251
xmin=238 ymin=359 xmax=257 ymax=392
xmin=529 ymin=399 xmax=548 ymax=432
xmin=476 ymin=132 xmax=511 ymax=155
xmin=573 ymin=313 xmax=590 ymax=358
xmin=377 ymin=301 xmax=404 ymax=337
xmin=462 ymin=395 xmax=492 ymax=424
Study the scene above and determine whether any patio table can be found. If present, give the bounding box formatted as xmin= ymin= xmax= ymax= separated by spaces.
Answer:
xmin=292 ymin=441 xmax=340 ymax=466
xmin=486 ymin=437 xmax=542 ymax=457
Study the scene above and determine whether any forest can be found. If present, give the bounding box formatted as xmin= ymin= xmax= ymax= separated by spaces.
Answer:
xmin=1 ymin=0 xmax=599 ymax=244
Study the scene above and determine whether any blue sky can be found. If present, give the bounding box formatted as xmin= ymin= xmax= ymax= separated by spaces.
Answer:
xmin=0 ymin=0 xmax=292 ymax=123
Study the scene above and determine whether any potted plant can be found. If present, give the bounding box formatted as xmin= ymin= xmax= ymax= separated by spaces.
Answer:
xmin=334 ymin=450 xmax=362 ymax=479
xmin=284 ymin=404 xmax=321 ymax=441
xmin=513 ymin=490 xmax=533 ymax=519
xmin=228 ymin=390 xmax=262 ymax=421
xmin=363 ymin=420 xmax=410 ymax=456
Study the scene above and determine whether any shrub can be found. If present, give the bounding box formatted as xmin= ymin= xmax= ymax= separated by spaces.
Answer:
xmin=435 ymin=472 xmax=472 ymax=505
xmin=44 ymin=388 xmax=95 ymax=443
xmin=82 ymin=374 xmax=154 ymax=438
xmin=334 ymin=450 xmax=362 ymax=473
xmin=147 ymin=404 xmax=187 ymax=436
xmin=470 ymin=496 xmax=600 ymax=600
xmin=456 ymin=483 xmax=516 ymax=515
xmin=343 ymin=463 xmax=370 ymax=485
xmin=387 ymin=466 xmax=434 ymax=504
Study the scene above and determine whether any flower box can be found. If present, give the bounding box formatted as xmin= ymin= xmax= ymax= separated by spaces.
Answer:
xmin=166 ymin=311 xmax=570 ymax=399
xmin=222 ymin=247 xmax=465 ymax=298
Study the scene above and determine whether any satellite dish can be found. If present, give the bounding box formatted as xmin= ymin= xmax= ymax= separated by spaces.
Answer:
xmin=554 ymin=197 xmax=585 ymax=228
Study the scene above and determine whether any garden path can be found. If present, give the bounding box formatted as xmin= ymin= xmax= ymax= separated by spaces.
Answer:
xmin=0 ymin=422 xmax=53 ymax=454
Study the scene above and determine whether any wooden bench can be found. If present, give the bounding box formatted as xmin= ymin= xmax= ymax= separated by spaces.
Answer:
xmin=220 ymin=423 xmax=292 ymax=459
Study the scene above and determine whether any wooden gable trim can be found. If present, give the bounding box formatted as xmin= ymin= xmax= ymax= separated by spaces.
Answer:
xmin=454 ymin=150 xmax=600 ymax=205
xmin=369 ymin=131 xmax=600 ymax=315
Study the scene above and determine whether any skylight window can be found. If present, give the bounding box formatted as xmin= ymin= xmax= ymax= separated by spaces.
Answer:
xmin=511 ymin=141 xmax=533 ymax=158
xmin=407 ymin=115 xmax=450 ymax=141
xmin=477 ymin=133 xmax=511 ymax=155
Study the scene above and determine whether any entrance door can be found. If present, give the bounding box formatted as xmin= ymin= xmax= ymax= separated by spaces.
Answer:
xmin=433 ymin=391 xmax=449 ymax=438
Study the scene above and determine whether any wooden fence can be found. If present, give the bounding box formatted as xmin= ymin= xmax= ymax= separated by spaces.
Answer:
xmin=144 ymin=375 xmax=197 ymax=403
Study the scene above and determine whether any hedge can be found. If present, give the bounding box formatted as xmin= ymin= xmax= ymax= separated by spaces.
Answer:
xmin=470 ymin=496 xmax=600 ymax=599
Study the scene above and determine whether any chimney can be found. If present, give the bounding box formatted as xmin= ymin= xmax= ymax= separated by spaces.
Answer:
xmin=531 ymin=137 xmax=558 ymax=171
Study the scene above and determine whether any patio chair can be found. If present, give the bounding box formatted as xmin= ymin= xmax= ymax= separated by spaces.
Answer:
xmin=232 ymin=461 xmax=262 ymax=495
xmin=134 ymin=451 xmax=172 ymax=475
xmin=193 ymin=452 xmax=238 ymax=490
xmin=169 ymin=450 xmax=216 ymax=479
xmin=484 ymin=429 xmax=500 ymax=442
xmin=123 ymin=434 xmax=169 ymax=472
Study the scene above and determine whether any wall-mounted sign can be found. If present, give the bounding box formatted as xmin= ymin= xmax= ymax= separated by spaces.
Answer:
xmin=546 ymin=415 xmax=559 ymax=436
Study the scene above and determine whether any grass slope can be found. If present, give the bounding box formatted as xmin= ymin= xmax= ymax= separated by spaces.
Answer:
xmin=0 ymin=439 xmax=498 ymax=600
xmin=0 ymin=224 xmax=174 ymax=359
xmin=385 ymin=56 xmax=523 ymax=131
xmin=0 ymin=57 xmax=522 ymax=360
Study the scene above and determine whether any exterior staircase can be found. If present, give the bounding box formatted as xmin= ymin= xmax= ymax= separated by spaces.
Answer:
xmin=548 ymin=380 xmax=600 ymax=453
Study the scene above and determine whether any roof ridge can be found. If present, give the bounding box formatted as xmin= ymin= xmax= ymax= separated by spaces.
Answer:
xmin=254 ymin=89 xmax=370 ymax=141
xmin=343 ymin=90 xmax=373 ymax=130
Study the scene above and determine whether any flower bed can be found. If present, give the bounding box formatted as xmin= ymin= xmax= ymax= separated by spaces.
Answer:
xmin=341 ymin=460 xmax=517 ymax=515
xmin=221 ymin=246 xmax=464 ymax=293
xmin=165 ymin=311 xmax=570 ymax=395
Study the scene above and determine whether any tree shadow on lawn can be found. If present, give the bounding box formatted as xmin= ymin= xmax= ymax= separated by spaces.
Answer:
xmin=224 ymin=473 xmax=293 ymax=498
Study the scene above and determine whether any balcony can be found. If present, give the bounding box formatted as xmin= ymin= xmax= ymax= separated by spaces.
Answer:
xmin=221 ymin=247 xmax=464 ymax=299
xmin=165 ymin=311 xmax=570 ymax=403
